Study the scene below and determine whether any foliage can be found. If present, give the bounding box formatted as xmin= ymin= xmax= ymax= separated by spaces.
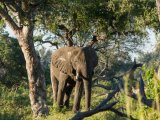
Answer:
xmin=42 ymin=0 xmax=159 ymax=33
xmin=142 ymin=63 xmax=160 ymax=100
xmin=0 ymin=82 xmax=108 ymax=120
xmin=37 ymin=0 xmax=159 ymax=80
xmin=34 ymin=0 xmax=159 ymax=48
xmin=138 ymin=47 xmax=160 ymax=99
xmin=0 ymin=34 xmax=27 ymax=86
xmin=0 ymin=82 xmax=32 ymax=120
xmin=96 ymin=43 xmax=133 ymax=78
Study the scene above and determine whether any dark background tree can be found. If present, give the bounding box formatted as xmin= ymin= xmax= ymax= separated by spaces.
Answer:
xmin=0 ymin=33 xmax=26 ymax=87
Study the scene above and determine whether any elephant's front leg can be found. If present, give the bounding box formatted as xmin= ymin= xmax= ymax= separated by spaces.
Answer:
xmin=57 ymin=80 xmax=67 ymax=108
xmin=72 ymin=79 xmax=83 ymax=112
xmin=83 ymin=79 xmax=92 ymax=111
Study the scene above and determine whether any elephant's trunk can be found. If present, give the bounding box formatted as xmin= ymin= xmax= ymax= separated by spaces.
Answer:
xmin=74 ymin=64 xmax=87 ymax=80
xmin=78 ymin=65 xmax=88 ymax=80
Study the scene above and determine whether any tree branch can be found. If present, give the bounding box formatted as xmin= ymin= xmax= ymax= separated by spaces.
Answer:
xmin=69 ymin=28 xmax=77 ymax=38
xmin=86 ymin=33 xmax=98 ymax=47
xmin=40 ymin=41 xmax=59 ymax=49
xmin=110 ymin=31 xmax=136 ymax=36
xmin=0 ymin=5 xmax=19 ymax=31
xmin=71 ymin=88 xmax=120 ymax=120
xmin=5 ymin=1 xmax=25 ymax=15
xmin=35 ymin=38 xmax=59 ymax=49
xmin=139 ymin=74 xmax=146 ymax=97
xmin=58 ymin=24 xmax=76 ymax=46
xmin=71 ymin=102 xmax=117 ymax=120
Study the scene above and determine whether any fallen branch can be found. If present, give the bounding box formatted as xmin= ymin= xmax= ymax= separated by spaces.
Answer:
xmin=71 ymin=102 xmax=117 ymax=120
xmin=71 ymin=88 xmax=119 ymax=120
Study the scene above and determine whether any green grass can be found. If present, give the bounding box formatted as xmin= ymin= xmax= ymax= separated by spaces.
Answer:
xmin=1 ymin=79 xmax=160 ymax=120
xmin=0 ymin=82 xmax=32 ymax=120
xmin=0 ymin=81 xmax=112 ymax=120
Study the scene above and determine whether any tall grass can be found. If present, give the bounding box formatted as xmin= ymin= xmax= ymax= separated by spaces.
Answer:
xmin=1 ymin=73 xmax=160 ymax=120
xmin=0 ymin=82 xmax=32 ymax=120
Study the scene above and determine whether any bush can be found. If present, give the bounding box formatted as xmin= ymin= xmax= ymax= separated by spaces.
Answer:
xmin=0 ymin=34 xmax=27 ymax=87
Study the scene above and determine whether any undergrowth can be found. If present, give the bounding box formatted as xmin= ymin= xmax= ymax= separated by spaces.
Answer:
xmin=1 ymin=74 xmax=160 ymax=120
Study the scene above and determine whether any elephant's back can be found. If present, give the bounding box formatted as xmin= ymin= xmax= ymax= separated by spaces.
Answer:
xmin=52 ymin=46 xmax=77 ymax=55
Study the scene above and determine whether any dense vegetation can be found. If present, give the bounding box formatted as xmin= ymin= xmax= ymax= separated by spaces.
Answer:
xmin=0 ymin=0 xmax=160 ymax=119
xmin=0 ymin=33 xmax=27 ymax=86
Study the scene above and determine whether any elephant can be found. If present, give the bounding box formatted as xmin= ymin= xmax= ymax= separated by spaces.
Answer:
xmin=50 ymin=46 xmax=98 ymax=112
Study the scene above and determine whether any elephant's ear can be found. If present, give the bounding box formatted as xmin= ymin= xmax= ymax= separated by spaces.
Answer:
xmin=52 ymin=53 xmax=73 ymax=74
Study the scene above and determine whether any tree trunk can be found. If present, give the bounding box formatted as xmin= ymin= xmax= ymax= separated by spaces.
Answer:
xmin=0 ymin=1 xmax=49 ymax=117
xmin=15 ymin=27 xmax=48 ymax=117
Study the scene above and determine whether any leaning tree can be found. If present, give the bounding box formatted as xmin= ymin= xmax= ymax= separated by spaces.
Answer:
xmin=0 ymin=1 xmax=49 ymax=117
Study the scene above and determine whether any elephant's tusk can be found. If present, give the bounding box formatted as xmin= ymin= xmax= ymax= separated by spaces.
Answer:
xmin=70 ymin=73 xmax=78 ymax=81
xmin=76 ymin=72 xmax=79 ymax=80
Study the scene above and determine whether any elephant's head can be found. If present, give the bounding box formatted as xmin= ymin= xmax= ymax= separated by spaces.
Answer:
xmin=71 ymin=47 xmax=98 ymax=80
xmin=52 ymin=46 xmax=98 ymax=80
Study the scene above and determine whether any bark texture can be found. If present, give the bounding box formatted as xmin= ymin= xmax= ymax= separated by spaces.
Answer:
xmin=15 ymin=27 xmax=49 ymax=117
xmin=0 ymin=1 xmax=49 ymax=117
